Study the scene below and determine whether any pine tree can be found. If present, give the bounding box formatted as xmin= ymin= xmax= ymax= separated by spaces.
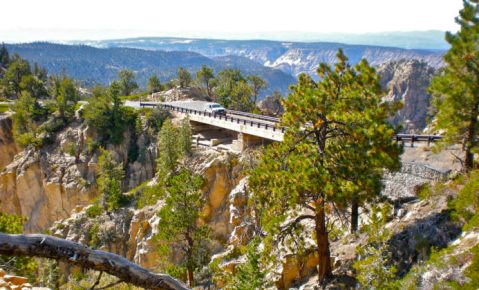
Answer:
xmin=2 ymin=54 xmax=31 ymax=98
xmin=19 ymin=75 xmax=48 ymax=100
xmin=157 ymin=119 xmax=180 ymax=179
xmin=97 ymin=148 xmax=125 ymax=211
xmin=230 ymin=238 xmax=266 ymax=290
xmin=52 ymin=75 xmax=78 ymax=121
xmin=196 ymin=65 xmax=214 ymax=96
xmin=0 ymin=43 xmax=10 ymax=68
xmin=429 ymin=0 xmax=479 ymax=171
xmin=230 ymin=80 xmax=254 ymax=112
xmin=177 ymin=67 xmax=192 ymax=88
xmin=247 ymin=75 xmax=267 ymax=105
xmin=117 ymin=69 xmax=138 ymax=96
xmin=214 ymin=69 xmax=245 ymax=108
xmin=156 ymin=169 xmax=210 ymax=287
xmin=249 ymin=49 xmax=401 ymax=285
xmin=147 ymin=75 xmax=162 ymax=94
xmin=179 ymin=117 xmax=192 ymax=156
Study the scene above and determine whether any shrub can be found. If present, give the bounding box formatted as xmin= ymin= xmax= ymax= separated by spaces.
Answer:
xmin=85 ymin=203 xmax=103 ymax=218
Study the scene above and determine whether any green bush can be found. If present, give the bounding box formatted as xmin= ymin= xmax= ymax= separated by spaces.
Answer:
xmin=137 ymin=184 xmax=165 ymax=209
xmin=0 ymin=103 xmax=9 ymax=113
xmin=85 ymin=203 xmax=103 ymax=218
xmin=0 ymin=211 xmax=38 ymax=281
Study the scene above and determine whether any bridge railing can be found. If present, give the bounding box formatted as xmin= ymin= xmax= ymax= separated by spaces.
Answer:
xmin=140 ymin=102 xmax=287 ymax=133
xmin=225 ymin=109 xmax=280 ymax=123
xmin=395 ymin=134 xmax=442 ymax=147
xmin=140 ymin=102 xmax=443 ymax=144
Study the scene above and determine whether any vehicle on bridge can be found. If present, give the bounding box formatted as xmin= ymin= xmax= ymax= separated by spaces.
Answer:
xmin=204 ymin=103 xmax=226 ymax=116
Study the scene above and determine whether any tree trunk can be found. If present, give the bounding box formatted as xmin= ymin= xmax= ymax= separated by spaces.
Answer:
xmin=351 ymin=197 xmax=359 ymax=233
xmin=187 ymin=267 xmax=194 ymax=288
xmin=185 ymin=232 xmax=194 ymax=287
xmin=0 ymin=233 xmax=189 ymax=290
xmin=315 ymin=198 xmax=332 ymax=285
xmin=464 ymin=100 xmax=479 ymax=171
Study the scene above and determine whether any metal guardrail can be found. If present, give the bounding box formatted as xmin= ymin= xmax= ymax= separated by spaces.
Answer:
xmin=140 ymin=102 xmax=286 ymax=133
xmin=395 ymin=134 xmax=442 ymax=146
xmin=140 ymin=102 xmax=442 ymax=145
xmin=226 ymin=109 xmax=280 ymax=123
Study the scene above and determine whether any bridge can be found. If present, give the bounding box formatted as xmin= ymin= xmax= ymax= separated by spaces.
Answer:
xmin=125 ymin=101 xmax=442 ymax=151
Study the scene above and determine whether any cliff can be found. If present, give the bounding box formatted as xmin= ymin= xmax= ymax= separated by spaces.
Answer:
xmin=0 ymin=115 xmax=157 ymax=232
xmin=377 ymin=59 xmax=436 ymax=133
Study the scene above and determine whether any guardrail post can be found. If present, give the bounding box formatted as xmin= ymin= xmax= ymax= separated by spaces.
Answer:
xmin=411 ymin=135 xmax=415 ymax=148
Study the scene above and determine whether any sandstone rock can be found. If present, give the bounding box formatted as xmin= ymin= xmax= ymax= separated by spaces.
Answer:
xmin=3 ymin=275 xmax=27 ymax=286
xmin=377 ymin=59 xmax=436 ymax=133
xmin=0 ymin=115 xmax=158 ymax=232
xmin=0 ymin=115 xmax=20 ymax=170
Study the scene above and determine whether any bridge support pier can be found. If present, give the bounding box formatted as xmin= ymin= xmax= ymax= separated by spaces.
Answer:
xmin=232 ymin=133 xmax=268 ymax=152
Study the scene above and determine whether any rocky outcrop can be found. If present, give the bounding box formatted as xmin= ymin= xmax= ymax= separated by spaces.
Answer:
xmin=378 ymin=60 xmax=436 ymax=133
xmin=0 ymin=115 xmax=20 ymax=170
xmin=258 ymin=93 xmax=284 ymax=117
xmin=0 ymin=268 xmax=49 ymax=290
xmin=50 ymin=150 xmax=251 ymax=270
xmin=149 ymin=87 xmax=210 ymax=103
xmin=0 ymin=117 xmax=158 ymax=232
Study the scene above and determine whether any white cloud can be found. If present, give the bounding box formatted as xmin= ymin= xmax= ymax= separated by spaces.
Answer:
xmin=0 ymin=0 xmax=462 ymax=42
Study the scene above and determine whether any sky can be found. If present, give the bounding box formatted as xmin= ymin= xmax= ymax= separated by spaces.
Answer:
xmin=0 ymin=0 xmax=462 ymax=42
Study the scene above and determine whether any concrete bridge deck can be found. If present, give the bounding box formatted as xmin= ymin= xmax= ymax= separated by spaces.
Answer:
xmin=125 ymin=100 xmax=442 ymax=150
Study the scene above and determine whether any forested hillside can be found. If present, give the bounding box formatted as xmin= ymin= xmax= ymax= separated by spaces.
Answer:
xmin=77 ymin=37 xmax=445 ymax=77
xmin=5 ymin=42 xmax=295 ymax=98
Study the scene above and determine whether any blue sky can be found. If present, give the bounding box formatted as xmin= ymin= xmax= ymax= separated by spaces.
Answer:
xmin=0 ymin=0 xmax=462 ymax=42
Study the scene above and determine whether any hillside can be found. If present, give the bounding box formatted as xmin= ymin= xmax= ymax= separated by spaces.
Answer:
xmin=76 ymin=37 xmax=445 ymax=78
xmin=5 ymin=42 xmax=296 ymax=98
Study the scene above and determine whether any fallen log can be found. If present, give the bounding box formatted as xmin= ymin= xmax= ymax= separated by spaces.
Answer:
xmin=0 ymin=233 xmax=189 ymax=290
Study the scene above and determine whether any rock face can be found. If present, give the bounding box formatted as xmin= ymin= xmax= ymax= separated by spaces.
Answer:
xmin=378 ymin=60 xmax=436 ymax=133
xmin=258 ymin=94 xmax=284 ymax=117
xmin=0 ymin=117 xmax=158 ymax=232
xmin=149 ymin=87 xmax=210 ymax=103
xmin=50 ymin=150 xmax=251 ymax=270
xmin=0 ymin=115 xmax=20 ymax=169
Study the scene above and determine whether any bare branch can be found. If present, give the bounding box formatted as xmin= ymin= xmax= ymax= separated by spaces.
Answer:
xmin=0 ymin=233 xmax=189 ymax=290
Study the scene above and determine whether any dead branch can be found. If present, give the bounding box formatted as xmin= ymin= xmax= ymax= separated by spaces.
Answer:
xmin=0 ymin=233 xmax=189 ymax=290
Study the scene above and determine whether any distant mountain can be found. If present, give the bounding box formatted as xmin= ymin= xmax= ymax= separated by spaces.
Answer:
xmin=6 ymin=42 xmax=296 ymax=98
xmin=73 ymin=37 xmax=445 ymax=78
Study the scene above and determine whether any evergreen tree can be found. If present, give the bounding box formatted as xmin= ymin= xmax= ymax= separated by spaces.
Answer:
xmin=52 ymin=75 xmax=78 ymax=120
xmin=179 ymin=117 xmax=192 ymax=156
xmin=247 ymin=75 xmax=267 ymax=105
xmin=230 ymin=80 xmax=254 ymax=112
xmin=196 ymin=65 xmax=214 ymax=96
xmin=429 ymin=0 xmax=479 ymax=171
xmin=178 ymin=67 xmax=192 ymax=88
xmin=157 ymin=119 xmax=180 ymax=179
xmin=19 ymin=75 xmax=48 ymax=100
xmin=0 ymin=43 xmax=10 ymax=68
xmin=32 ymin=63 xmax=48 ymax=82
xmin=11 ymin=91 xmax=44 ymax=147
xmin=214 ymin=69 xmax=245 ymax=108
xmin=156 ymin=169 xmax=210 ymax=287
xmin=249 ymin=50 xmax=401 ymax=285
xmin=230 ymin=238 xmax=266 ymax=290
xmin=97 ymin=148 xmax=125 ymax=211
xmin=117 ymin=69 xmax=138 ymax=96
xmin=84 ymin=81 xmax=134 ymax=144
xmin=147 ymin=75 xmax=162 ymax=94
xmin=2 ymin=54 xmax=31 ymax=98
